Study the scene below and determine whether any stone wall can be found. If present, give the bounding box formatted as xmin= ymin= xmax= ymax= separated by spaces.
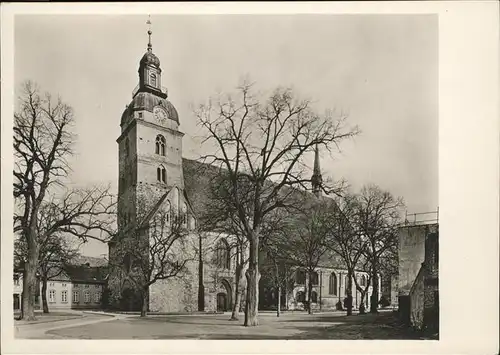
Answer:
xmin=149 ymin=259 xmax=199 ymax=313
xmin=409 ymin=266 xmax=425 ymax=329
xmin=398 ymin=224 xmax=439 ymax=332
xmin=398 ymin=224 xmax=429 ymax=296
xmin=423 ymin=231 xmax=439 ymax=333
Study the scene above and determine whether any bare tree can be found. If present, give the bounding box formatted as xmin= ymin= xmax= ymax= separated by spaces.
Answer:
xmin=260 ymin=238 xmax=295 ymax=317
xmin=325 ymin=194 xmax=367 ymax=316
xmin=352 ymin=185 xmax=404 ymax=313
xmin=37 ymin=236 xmax=79 ymax=314
xmin=351 ymin=257 xmax=372 ymax=314
xmin=195 ymin=81 xmax=359 ymax=326
xmin=14 ymin=187 xmax=116 ymax=315
xmin=109 ymin=190 xmax=194 ymax=317
xmin=278 ymin=200 xmax=332 ymax=314
xmin=13 ymin=81 xmax=116 ymax=320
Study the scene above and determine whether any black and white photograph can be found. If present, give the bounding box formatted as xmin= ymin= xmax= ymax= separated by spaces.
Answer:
xmin=1 ymin=2 xmax=498 ymax=354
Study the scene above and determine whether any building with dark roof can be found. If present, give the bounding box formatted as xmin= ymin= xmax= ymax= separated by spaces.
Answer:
xmin=13 ymin=260 xmax=107 ymax=311
xmin=107 ymin=27 xmax=379 ymax=314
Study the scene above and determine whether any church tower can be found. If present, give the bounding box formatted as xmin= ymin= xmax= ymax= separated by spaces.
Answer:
xmin=116 ymin=22 xmax=183 ymax=239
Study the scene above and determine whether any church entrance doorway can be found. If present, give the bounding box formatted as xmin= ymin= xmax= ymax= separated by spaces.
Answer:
xmin=216 ymin=293 xmax=227 ymax=312
xmin=216 ymin=278 xmax=232 ymax=312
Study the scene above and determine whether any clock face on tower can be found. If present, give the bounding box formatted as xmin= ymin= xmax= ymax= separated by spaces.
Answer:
xmin=153 ymin=106 xmax=168 ymax=123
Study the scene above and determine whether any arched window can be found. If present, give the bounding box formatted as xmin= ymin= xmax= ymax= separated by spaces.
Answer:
xmin=296 ymin=291 xmax=305 ymax=303
xmin=215 ymin=239 xmax=230 ymax=269
xmin=311 ymin=291 xmax=318 ymax=303
xmin=296 ymin=270 xmax=306 ymax=284
xmin=155 ymin=135 xmax=166 ymax=156
xmin=182 ymin=203 xmax=187 ymax=225
xmin=165 ymin=201 xmax=171 ymax=222
xmin=329 ymin=273 xmax=337 ymax=295
xmin=150 ymin=73 xmax=157 ymax=87
xmin=310 ymin=271 xmax=319 ymax=285
xmin=361 ymin=275 xmax=366 ymax=287
xmin=157 ymin=165 xmax=166 ymax=183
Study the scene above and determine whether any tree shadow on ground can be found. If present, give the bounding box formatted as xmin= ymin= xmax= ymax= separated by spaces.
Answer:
xmin=280 ymin=312 xmax=436 ymax=340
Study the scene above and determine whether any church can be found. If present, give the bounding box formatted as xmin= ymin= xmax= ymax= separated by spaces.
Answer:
xmin=107 ymin=27 xmax=377 ymax=314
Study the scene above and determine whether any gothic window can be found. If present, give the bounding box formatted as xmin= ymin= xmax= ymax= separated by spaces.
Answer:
xmin=155 ymin=135 xmax=166 ymax=156
xmin=296 ymin=270 xmax=306 ymax=284
xmin=150 ymin=73 xmax=157 ymax=87
xmin=310 ymin=271 xmax=319 ymax=285
xmin=165 ymin=201 xmax=171 ymax=222
xmin=182 ymin=203 xmax=187 ymax=225
xmin=215 ymin=238 xmax=230 ymax=269
xmin=296 ymin=291 xmax=305 ymax=303
xmin=157 ymin=165 xmax=166 ymax=183
xmin=311 ymin=291 xmax=318 ymax=303
xmin=360 ymin=275 xmax=366 ymax=287
xmin=329 ymin=273 xmax=337 ymax=295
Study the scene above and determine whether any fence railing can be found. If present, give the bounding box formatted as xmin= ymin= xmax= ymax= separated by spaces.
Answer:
xmin=404 ymin=208 xmax=439 ymax=226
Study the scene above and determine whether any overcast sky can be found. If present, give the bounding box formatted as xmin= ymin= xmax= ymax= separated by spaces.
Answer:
xmin=15 ymin=14 xmax=438 ymax=257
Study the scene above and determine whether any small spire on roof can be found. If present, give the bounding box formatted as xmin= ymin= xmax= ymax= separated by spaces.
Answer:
xmin=311 ymin=143 xmax=323 ymax=198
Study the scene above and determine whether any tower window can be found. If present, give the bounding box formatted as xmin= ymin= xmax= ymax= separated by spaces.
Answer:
xmin=150 ymin=73 xmax=157 ymax=87
xmin=155 ymin=135 xmax=166 ymax=156
xmin=157 ymin=165 xmax=166 ymax=183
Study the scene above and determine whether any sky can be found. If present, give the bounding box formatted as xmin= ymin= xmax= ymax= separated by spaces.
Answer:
xmin=14 ymin=14 xmax=438 ymax=257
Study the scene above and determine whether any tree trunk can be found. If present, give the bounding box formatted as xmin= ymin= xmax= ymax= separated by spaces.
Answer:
xmin=346 ymin=271 xmax=353 ymax=316
xmin=239 ymin=290 xmax=245 ymax=312
xmin=230 ymin=264 xmax=243 ymax=320
xmin=370 ymin=265 xmax=379 ymax=314
xmin=140 ymin=289 xmax=148 ymax=317
xmin=307 ymin=271 xmax=313 ymax=315
xmin=244 ymin=237 xmax=260 ymax=327
xmin=198 ymin=234 xmax=205 ymax=311
xmin=359 ymin=293 xmax=366 ymax=315
xmin=276 ymin=286 xmax=281 ymax=317
xmin=21 ymin=234 xmax=39 ymax=321
xmin=42 ymin=276 xmax=49 ymax=313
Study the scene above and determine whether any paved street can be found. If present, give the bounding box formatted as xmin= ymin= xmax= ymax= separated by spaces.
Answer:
xmin=15 ymin=312 xmax=122 ymax=339
xmin=16 ymin=310 xmax=429 ymax=340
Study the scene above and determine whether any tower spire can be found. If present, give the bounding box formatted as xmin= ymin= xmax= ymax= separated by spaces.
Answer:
xmin=147 ymin=15 xmax=152 ymax=51
xmin=311 ymin=143 xmax=323 ymax=198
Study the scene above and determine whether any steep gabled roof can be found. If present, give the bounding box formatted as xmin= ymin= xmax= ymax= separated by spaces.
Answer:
xmin=71 ymin=255 xmax=107 ymax=268
xmin=181 ymin=158 xmax=335 ymax=228
xmin=62 ymin=265 xmax=108 ymax=284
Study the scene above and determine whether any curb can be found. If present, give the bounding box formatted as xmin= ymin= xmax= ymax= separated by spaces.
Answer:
xmin=14 ymin=315 xmax=83 ymax=327
xmin=82 ymin=311 xmax=117 ymax=318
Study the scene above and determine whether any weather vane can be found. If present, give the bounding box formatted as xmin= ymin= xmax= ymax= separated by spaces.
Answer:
xmin=146 ymin=15 xmax=152 ymax=51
